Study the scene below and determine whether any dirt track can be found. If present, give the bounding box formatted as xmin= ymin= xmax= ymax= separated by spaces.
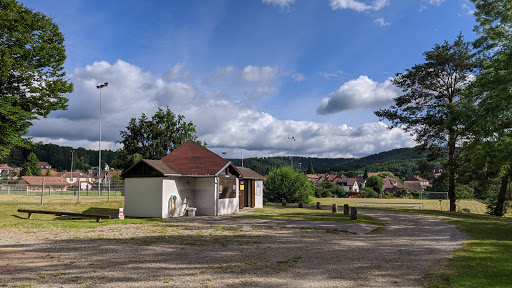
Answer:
xmin=0 ymin=210 xmax=465 ymax=287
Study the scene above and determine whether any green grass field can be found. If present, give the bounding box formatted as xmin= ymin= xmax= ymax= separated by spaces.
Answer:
xmin=313 ymin=197 xmax=499 ymax=215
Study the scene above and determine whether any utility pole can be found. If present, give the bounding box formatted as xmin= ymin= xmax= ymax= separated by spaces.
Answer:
xmin=96 ymin=82 xmax=108 ymax=197
xmin=288 ymin=136 xmax=295 ymax=169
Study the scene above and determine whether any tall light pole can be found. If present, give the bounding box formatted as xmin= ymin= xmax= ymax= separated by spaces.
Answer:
xmin=288 ymin=136 xmax=295 ymax=169
xmin=70 ymin=150 xmax=74 ymax=182
xmin=96 ymin=82 xmax=108 ymax=196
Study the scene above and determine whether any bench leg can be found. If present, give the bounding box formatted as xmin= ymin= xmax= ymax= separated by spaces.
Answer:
xmin=28 ymin=213 xmax=32 ymax=219
xmin=96 ymin=217 xmax=101 ymax=222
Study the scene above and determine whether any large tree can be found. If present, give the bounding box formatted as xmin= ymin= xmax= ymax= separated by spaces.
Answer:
xmin=113 ymin=107 xmax=203 ymax=170
xmin=0 ymin=0 xmax=73 ymax=159
xmin=375 ymin=34 xmax=477 ymax=211
xmin=20 ymin=152 xmax=41 ymax=176
xmin=264 ymin=166 xmax=314 ymax=204
xmin=460 ymin=0 xmax=512 ymax=216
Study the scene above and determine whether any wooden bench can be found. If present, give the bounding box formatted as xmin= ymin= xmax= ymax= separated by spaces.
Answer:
xmin=17 ymin=209 xmax=111 ymax=222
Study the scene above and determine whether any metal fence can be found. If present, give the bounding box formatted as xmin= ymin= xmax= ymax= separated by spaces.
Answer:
xmin=0 ymin=180 xmax=125 ymax=196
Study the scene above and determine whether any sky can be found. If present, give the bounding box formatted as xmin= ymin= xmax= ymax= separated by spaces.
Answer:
xmin=20 ymin=0 xmax=477 ymax=159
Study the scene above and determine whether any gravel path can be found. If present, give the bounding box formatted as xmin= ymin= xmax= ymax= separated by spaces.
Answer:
xmin=0 ymin=210 xmax=465 ymax=287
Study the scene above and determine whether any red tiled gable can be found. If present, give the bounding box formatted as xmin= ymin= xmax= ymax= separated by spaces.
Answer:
xmin=38 ymin=162 xmax=51 ymax=168
xmin=0 ymin=164 xmax=13 ymax=169
xmin=20 ymin=176 xmax=68 ymax=186
xmin=405 ymin=175 xmax=428 ymax=182
xmin=161 ymin=141 xmax=229 ymax=176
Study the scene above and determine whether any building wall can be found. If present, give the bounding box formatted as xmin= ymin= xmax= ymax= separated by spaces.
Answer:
xmin=193 ymin=177 xmax=216 ymax=216
xmin=124 ymin=177 xmax=163 ymax=217
xmin=218 ymin=177 xmax=239 ymax=215
xmin=254 ymin=180 xmax=264 ymax=208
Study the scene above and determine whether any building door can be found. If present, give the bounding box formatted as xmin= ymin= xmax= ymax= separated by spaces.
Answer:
xmin=244 ymin=180 xmax=253 ymax=208
xmin=239 ymin=181 xmax=245 ymax=209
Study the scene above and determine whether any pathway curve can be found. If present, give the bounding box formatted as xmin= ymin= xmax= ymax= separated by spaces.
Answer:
xmin=0 ymin=209 xmax=466 ymax=287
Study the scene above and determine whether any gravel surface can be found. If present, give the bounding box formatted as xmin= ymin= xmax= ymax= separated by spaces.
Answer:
xmin=0 ymin=210 xmax=465 ymax=287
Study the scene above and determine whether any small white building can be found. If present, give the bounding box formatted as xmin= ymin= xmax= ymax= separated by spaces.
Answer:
xmin=122 ymin=141 xmax=244 ymax=218
xmin=237 ymin=166 xmax=265 ymax=209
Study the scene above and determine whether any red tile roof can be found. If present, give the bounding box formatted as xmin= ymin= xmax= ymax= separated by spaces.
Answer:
xmin=161 ymin=141 xmax=230 ymax=176
xmin=19 ymin=176 xmax=68 ymax=186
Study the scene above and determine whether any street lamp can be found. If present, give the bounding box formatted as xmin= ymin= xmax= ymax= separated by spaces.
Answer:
xmin=96 ymin=82 xmax=108 ymax=197
xmin=288 ymin=136 xmax=295 ymax=168
xmin=70 ymin=150 xmax=74 ymax=182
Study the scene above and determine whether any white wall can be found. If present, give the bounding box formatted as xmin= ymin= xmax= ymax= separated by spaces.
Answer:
xmin=254 ymin=180 xmax=263 ymax=208
xmin=218 ymin=177 xmax=239 ymax=215
xmin=124 ymin=178 xmax=163 ymax=217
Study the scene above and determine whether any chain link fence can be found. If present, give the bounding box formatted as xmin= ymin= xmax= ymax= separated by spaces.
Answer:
xmin=0 ymin=180 xmax=125 ymax=196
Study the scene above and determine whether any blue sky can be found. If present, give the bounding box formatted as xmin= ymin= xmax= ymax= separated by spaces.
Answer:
xmin=21 ymin=0 xmax=477 ymax=158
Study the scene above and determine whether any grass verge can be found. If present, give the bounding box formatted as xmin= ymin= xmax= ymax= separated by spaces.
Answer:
xmin=382 ymin=208 xmax=512 ymax=288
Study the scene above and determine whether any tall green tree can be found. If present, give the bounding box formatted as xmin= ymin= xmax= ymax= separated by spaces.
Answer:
xmin=0 ymin=0 xmax=73 ymax=160
xmin=460 ymin=0 xmax=512 ymax=216
xmin=366 ymin=175 xmax=384 ymax=195
xmin=20 ymin=152 xmax=41 ymax=176
xmin=375 ymin=34 xmax=477 ymax=211
xmin=114 ymin=107 xmax=203 ymax=170
xmin=306 ymin=160 xmax=315 ymax=174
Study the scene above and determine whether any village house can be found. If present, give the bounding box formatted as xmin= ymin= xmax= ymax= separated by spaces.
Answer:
xmin=404 ymin=175 xmax=431 ymax=192
xmin=122 ymin=141 xmax=261 ymax=218
xmin=54 ymin=171 xmax=93 ymax=190
xmin=338 ymin=177 xmax=360 ymax=193
xmin=18 ymin=176 xmax=69 ymax=192
xmin=383 ymin=176 xmax=406 ymax=193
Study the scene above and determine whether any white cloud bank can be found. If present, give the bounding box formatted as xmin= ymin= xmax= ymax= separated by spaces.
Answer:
xmin=28 ymin=60 xmax=414 ymax=158
xmin=317 ymin=75 xmax=400 ymax=114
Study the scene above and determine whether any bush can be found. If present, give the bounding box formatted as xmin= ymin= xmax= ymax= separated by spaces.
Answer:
xmin=360 ymin=187 xmax=378 ymax=198
xmin=264 ymin=166 xmax=314 ymax=204
xmin=393 ymin=189 xmax=408 ymax=198
xmin=314 ymin=181 xmax=333 ymax=198
xmin=366 ymin=176 xmax=384 ymax=195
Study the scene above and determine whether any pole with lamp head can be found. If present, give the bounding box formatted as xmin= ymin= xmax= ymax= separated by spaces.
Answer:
xmin=96 ymin=82 xmax=108 ymax=196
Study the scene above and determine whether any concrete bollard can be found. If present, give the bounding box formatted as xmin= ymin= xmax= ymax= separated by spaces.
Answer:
xmin=316 ymin=202 xmax=321 ymax=210
xmin=350 ymin=207 xmax=358 ymax=220
xmin=298 ymin=201 xmax=303 ymax=208
xmin=332 ymin=204 xmax=338 ymax=213
xmin=282 ymin=198 xmax=286 ymax=206
xmin=344 ymin=204 xmax=349 ymax=215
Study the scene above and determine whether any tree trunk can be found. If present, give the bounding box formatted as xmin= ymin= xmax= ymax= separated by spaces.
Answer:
xmin=495 ymin=168 xmax=510 ymax=217
xmin=448 ymin=132 xmax=457 ymax=212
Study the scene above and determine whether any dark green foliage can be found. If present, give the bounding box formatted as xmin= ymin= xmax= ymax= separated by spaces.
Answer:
xmin=360 ymin=187 xmax=378 ymax=198
xmin=393 ymin=189 xmax=408 ymax=198
xmin=114 ymin=107 xmax=202 ymax=170
xmin=2 ymin=143 xmax=116 ymax=172
xmin=45 ymin=167 xmax=52 ymax=176
xmin=20 ymin=152 xmax=41 ymax=176
xmin=366 ymin=176 xmax=384 ymax=195
xmin=306 ymin=160 xmax=314 ymax=174
xmin=0 ymin=0 xmax=73 ymax=159
xmin=264 ymin=166 xmax=314 ymax=204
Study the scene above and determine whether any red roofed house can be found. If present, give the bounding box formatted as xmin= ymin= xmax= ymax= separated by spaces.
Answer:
xmin=404 ymin=175 xmax=431 ymax=192
xmin=122 ymin=141 xmax=244 ymax=218
xmin=18 ymin=176 xmax=69 ymax=192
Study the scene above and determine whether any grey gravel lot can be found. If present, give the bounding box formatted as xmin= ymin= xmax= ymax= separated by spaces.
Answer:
xmin=0 ymin=209 xmax=465 ymax=288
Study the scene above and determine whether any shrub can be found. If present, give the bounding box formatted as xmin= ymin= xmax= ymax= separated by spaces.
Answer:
xmin=264 ymin=166 xmax=314 ymax=204
xmin=366 ymin=176 xmax=384 ymax=195
xmin=361 ymin=187 xmax=378 ymax=198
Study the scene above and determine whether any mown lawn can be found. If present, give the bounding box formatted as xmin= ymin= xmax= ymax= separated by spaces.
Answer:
xmin=0 ymin=195 xmax=159 ymax=230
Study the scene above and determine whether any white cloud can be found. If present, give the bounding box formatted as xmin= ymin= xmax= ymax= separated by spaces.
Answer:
xmin=292 ymin=73 xmax=305 ymax=82
xmin=238 ymin=65 xmax=278 ymax=83
xmin=28 ymin=60 xmax=413 ymax=158
xmin=262 ymin=0 xmax=295 ymax=8
xmin=316 ymin=75 xmax=400 ymax=114
xmin=164 ymin=62 xmax=190 ymax=80
xmin=319 ymin=69 xmax=344 ymax=80
xmin=202 ymin=66 xmax=235 ymax=85
xmin=374 ymin=17 xmax=391 ymax=26
xmin=428 ymin=0 xmax=445 ymax=7
xmin=329 ymin=0 xmax=389 ymax=12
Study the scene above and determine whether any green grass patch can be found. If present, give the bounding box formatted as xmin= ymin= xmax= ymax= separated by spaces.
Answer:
xmin=0 ymin=195 xmax=160 ymax=230
xmin=382 ymin=209 xmax=512 ymax=288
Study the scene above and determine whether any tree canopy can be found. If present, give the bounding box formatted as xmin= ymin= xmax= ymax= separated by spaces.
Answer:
xmin=20 ymin=152 xmax=41 ymax=176
xmin=264 ymin=166 xmax=314 ymax=204
xmin=0 ymin=0 xmax=73 ymax=160
xmin=113 ymin=107 xmax=203 ymax=170
xmin=375 ymin=34 xmax=477 ymax=211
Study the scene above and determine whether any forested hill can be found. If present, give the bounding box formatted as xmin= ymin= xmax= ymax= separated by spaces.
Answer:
xmin=229 ymin=147 xmax=426 ymax=178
